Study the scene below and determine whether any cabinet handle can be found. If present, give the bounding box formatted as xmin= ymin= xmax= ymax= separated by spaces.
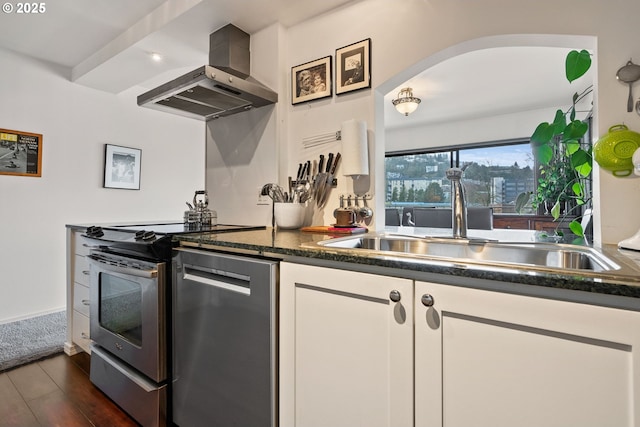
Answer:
xmin=81 ymin=299 xmax=90 ymax=306
xmin=421 ymin=294 xmax=434 ymax=307
xmin=81 ymin=332 xmax=90 ymax=339
xmin=82 ymin=270 xmax=90 ymax=275
xmin=389 ymin=290 xmax=401 ymax=302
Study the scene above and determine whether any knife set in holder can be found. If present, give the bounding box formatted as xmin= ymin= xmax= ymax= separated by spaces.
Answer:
xmin=295 ymin=152 xmax=341 ymax=209
xmin=184 ymin=190 xmax=217 ymax=229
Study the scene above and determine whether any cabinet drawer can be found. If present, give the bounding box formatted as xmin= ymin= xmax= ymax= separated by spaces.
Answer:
xmin=73 ymin=283 xmax=90 ymax=317
xmin=72 ymin=311 xmax=91 ymax=353
xmin=74 ymin=255 xmax=90 ymax=286
xmin=74 ymin=231 xmax=90 ymax=256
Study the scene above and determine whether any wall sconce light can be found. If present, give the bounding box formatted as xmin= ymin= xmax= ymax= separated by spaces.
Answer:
xmin=392 ymin=87 xmax=421 ymax=116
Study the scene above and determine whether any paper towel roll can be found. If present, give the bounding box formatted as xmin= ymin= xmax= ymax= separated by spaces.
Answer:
xmin=633 ymin=147 xmax=640 ymax=176
xmin=341 ymin=119 xmax=369 ymax=176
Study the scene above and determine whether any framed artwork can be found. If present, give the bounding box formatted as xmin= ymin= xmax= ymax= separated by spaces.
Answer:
xmin=335 ymin=38 xmax=371 ymax=95
xmin=291 ymin=56 xmax=332 ymax=105
xmin=103 ymin=144 xmax=141 ymax=190
xmin=0 ymin=128 xmax=42 ymax=177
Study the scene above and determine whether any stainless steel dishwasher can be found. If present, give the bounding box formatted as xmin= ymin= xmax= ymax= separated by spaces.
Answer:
xmin=173 ymin=248 xmax=278 ymax=427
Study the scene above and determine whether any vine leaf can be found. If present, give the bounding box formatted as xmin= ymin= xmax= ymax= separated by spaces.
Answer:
xmin=551 ymin=201 xmax=561 ymax=220
xmin=566 ymin=50 xmax=591 ymax=83
xmin=563 ymin=120 xmax=589 ymax=142
xmin=569 ymin=220 xmax=584 ymax=237
xmin=571 ymin=182 xmax=583 ymax=198
xmin=533 ymin=143 xmax=553 ymax=165
xmin=531 ymin=122 xmax=554 ymax=145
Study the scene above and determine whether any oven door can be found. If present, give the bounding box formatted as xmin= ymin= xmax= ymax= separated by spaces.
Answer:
xmin=88 ymin=250 xmax=167 ymax=383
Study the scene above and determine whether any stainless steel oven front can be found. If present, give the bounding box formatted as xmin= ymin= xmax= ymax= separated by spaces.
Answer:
xmin=88 ymin=249 xmax=167 ymax=382
xmin=88 ymin=248 xmax=168 ymax=427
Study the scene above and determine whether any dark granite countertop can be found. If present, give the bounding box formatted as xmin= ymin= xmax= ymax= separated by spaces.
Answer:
xmin=176 ymin=228 xmax=640 ymax=300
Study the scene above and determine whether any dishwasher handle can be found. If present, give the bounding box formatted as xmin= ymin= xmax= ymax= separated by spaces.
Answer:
xmin=182 ymin=264 xmax=251 ymax=295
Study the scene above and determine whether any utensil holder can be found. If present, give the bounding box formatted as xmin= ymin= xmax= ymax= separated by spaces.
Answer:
xmin=274 ymin=203 xmax=306 ymax=229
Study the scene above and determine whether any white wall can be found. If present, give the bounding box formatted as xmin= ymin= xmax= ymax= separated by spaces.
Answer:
xmin=282 ymin=0 xmax=640 ymax=243
xmin=386 ymin=107 xmax=561 ymax=152
xmin=0 ymin=48 xmax=204 ymax=323
xmin=205 ymin=24 xmax=283 ymax=226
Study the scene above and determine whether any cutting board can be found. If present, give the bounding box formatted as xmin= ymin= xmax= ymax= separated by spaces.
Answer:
xmin=301 ymin=225 xmax=368 ymax=234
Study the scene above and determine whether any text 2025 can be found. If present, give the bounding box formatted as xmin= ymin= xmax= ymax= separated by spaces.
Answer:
xmin=16 ymin=2 xmax=46 ymax=13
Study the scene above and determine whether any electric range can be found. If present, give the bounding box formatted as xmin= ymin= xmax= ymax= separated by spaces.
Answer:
xmin=83 ymin=222 xmax=265 ymax=260
xmin=82 ymin=221 xmax=265 ymax=427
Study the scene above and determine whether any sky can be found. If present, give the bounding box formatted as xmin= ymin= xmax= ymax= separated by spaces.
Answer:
xmin=462 ymin=145 xmax=534 ymax=168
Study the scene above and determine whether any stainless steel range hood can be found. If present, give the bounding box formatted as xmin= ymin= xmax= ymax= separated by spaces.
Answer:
xmin=137 ymin=24 xmax=278 ymax=121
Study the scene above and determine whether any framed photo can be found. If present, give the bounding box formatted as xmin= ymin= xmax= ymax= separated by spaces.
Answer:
xmin=104 ymin=144 xmax=141 ymax=190
xmin=0 ymin=128 xmax=42 ymax=177
xmin=291 ymin=56 xmax=332 ymax=105
xmin=335 ymin=38 xmax=371 ymax=95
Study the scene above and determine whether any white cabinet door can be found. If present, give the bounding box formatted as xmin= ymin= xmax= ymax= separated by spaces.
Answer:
xmin=280 ymin=262 xmax=414 ymax=427
xmin=415 ymin=281 xmax=640 ymax=427
xmin=72 ymin=311 xmax=91 ymax=353
xmin=72 ymin=283 xmax=90 ymax=317
xmin=73 ymin=254 xmax=90 ymax=286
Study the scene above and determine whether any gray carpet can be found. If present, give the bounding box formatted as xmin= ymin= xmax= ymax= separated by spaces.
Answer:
xmin=0 ymin=311 xmax=66 ymax=372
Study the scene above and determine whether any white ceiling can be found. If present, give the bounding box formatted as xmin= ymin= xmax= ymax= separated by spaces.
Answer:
xmin=384 ymin=46 xmax=594 ymax=129
xmin=0 ymin=0 xmax=593 ymax=127
xmin=0 ymin=0 xmax=356 ymax=93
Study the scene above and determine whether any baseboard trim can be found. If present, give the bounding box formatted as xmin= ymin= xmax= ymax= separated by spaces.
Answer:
xmin=0 ymin=307 xmax=66 ymax=325
xmin=64 ymin=341 xmax=82 ymax=356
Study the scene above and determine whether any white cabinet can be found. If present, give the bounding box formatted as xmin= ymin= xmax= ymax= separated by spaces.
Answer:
xmin=280 ymin=262 xmax=640 ymax=427
xmin=279 ymin=262 xmax=414 ymax=427
xmin=65 ymin=228 xmax=91 ymax=355
xmin=415 ymin=281 xmax=640 ymax=427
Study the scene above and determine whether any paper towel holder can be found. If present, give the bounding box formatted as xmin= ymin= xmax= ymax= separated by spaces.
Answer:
xmin=340 ymin=119 xmax=370 ymax=177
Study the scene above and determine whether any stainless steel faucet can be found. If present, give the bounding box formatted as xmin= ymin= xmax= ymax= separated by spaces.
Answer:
xmin=446 ymin=167 xmax=467 ymax=238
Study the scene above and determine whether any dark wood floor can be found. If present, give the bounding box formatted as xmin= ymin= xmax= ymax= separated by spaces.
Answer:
xmin=0 ymin=352 xmax=139 ymax=427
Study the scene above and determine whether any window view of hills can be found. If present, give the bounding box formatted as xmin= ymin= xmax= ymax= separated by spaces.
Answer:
xmin=386 ymin=143 xmax=536 ymax=214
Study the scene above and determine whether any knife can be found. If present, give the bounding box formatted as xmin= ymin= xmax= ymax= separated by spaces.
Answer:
xmin=316 ymin=153 xmax=333 ymax=207
xmin=318 ymin=152 xmax=340 ymax=209
xmin=318 ymin=154 xmax=325 ymax=176
xmin=313 ymin=154 xmax=325 ymax=201
xmin=296 ymin=163 xmax=303 ymax=181
xmin=326 ymin=153 xmax=334 ymax=173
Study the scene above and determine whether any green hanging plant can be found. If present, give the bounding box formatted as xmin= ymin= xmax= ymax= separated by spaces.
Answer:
xmin=529 ymin=49 xmax=593 ymax=239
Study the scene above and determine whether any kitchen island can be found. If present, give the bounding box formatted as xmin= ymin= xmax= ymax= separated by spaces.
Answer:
xmin=177 ymin=227 xmax=640 ymax=427
xmin=67 ymin=224 xmax=640 ymax=427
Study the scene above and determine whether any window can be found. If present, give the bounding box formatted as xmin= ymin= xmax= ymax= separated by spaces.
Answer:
xmin=386 ymin=139 xmax=537 ymax=214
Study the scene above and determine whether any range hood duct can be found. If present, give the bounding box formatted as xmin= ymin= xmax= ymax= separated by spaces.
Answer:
xmin=137 ymin=24 xmax=278 ymax=121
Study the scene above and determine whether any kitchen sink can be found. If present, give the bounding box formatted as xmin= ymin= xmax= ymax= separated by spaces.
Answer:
xmin=307 ymin=233 xmax=621 ymax=272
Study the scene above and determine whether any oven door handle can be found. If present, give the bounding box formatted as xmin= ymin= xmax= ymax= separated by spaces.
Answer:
xmin=88 ymin=255 xmax=158 ymax=279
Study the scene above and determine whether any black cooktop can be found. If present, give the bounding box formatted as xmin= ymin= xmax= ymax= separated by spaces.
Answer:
xmin=107 ymin=223 xmax=265 ymax=235
xmin=83 ymin=222 xmax=265 ymax=260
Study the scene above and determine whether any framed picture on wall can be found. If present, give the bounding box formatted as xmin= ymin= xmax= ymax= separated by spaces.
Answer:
xmin=335 ymin=38 xmax=371 ymax=95
xmin=291 ymin=56 xmax=332 ymax=105
xmin=103 ymin=144 xmax=141 ymax=190
xmin=0 ymin=128 xmax=43 ymax=177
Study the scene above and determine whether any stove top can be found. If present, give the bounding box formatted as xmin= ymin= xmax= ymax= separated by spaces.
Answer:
xmin=108 ymin=223 xmax=265 ymax=235
xmin=83 ymin=222 xmax=265 ymax=260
